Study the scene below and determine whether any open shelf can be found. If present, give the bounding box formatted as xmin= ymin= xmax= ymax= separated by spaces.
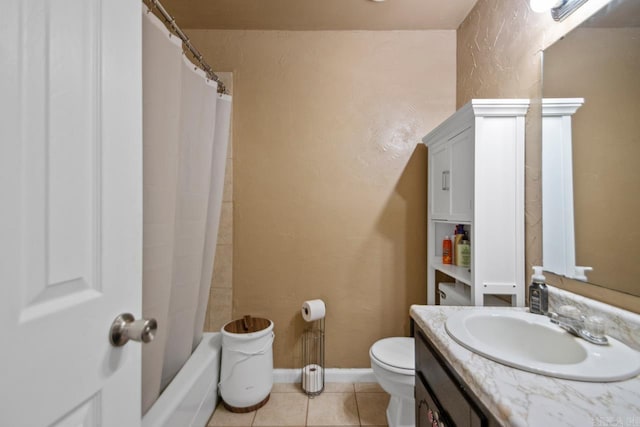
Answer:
xmin=431 ymin=258 xmax=471 ymax=285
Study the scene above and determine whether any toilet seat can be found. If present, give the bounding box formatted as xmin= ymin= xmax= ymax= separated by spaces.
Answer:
xmin=370 ymin=337 xmax=414 ymax=375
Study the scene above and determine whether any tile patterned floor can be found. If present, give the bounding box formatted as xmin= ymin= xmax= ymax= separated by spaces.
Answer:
xmin=208 ymin=382 xmax=390 ymax=427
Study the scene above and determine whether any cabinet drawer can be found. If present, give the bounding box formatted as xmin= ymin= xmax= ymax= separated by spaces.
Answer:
xmin=415 ymin=330 xmax=485 ymax=427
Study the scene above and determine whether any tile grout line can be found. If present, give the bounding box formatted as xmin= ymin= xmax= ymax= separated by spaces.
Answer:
xmin=354 ymin=390 xmax=362 ymax=427
xmin=250 ymin=401 xmax=257 ymax=427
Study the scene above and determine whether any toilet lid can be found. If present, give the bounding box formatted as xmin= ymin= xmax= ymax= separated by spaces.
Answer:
xmin=370 ymin=337 xmax=414 ymax=371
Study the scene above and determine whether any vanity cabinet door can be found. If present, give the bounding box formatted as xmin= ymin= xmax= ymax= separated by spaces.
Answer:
xmin=417 ymin=373 xmax=448 ymax=427
xmin=416 ymin=329 xmax=490 ymax=427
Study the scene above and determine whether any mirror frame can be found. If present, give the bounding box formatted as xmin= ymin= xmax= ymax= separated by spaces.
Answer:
xmin=541 ymin=98 xmax=593 ymax=281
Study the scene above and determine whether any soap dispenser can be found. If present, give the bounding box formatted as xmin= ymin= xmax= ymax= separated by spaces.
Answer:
xmin=529 ymin=266 xmax=548 ymax=315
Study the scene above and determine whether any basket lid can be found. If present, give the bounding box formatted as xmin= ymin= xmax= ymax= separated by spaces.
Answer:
xmin=223 ymin=315 xmax=271 ymax=334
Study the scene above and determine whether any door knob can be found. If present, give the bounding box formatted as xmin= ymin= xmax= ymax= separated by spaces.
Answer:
xmin=110 ymin=313 xmax=158 ymax=347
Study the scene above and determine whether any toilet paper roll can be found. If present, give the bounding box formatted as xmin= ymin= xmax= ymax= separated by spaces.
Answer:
xmin=302 ymin=364 xmax=324 ymax=394
xmin=301 ymin=299 xmax=326 ymax=322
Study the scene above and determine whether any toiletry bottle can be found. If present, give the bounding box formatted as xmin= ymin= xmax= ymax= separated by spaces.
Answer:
xmin=458 ymin=240 xmax=471 ymax=268
xmin=442 ymin=236 xmax=452 ymax=264
xmin=529 ymin=266 xmax=548 ymax=315
xmin=453 ymin=225 xmax=464 ymax=266
xmin=451 ymin=229 xmax=457 ymax=265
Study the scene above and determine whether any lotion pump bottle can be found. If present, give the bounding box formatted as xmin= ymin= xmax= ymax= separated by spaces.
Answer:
xmin=529 ymin=266 xmax=548 ymax=315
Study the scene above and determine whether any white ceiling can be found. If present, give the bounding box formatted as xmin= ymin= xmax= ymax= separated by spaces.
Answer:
xmin=156 ymin=0 xmax=479 ymax=31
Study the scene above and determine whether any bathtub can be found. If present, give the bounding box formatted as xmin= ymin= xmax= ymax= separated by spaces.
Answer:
xmin=143 ymin=333 xmax=222 ymax=427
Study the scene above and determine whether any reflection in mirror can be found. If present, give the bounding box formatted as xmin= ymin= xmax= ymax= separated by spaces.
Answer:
xmin=542 ymin=98 xmax=586 ymax=280
xmin=542 ymin=0 xmax=640 ymax=297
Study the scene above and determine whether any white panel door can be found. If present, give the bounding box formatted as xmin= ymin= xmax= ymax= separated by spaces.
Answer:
xmin=0 ymin=1 xmax=142 ymax=426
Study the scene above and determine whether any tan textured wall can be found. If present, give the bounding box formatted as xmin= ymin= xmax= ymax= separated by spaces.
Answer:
xmin=189 ymin=30 xmax=456 ymax=367
xmin=544 ymin=28 xmax=640 ymax=296
xmin=457 ymin=0 xmax=640 ymax=313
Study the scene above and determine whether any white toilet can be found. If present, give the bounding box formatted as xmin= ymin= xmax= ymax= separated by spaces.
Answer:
xmin=369 ymin=337 xmax=415 ymax=427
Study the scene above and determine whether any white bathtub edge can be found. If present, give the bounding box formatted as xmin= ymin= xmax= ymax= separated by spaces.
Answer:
xmin=142 ymin=332 xmax=222 ymax=427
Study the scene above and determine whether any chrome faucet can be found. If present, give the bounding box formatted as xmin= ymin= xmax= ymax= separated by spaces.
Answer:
xmin=547 ymin=305 xmax=609 ymax=346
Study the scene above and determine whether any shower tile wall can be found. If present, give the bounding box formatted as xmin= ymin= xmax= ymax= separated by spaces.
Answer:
xmin=205 ymin=72 xmax=234 ymax=332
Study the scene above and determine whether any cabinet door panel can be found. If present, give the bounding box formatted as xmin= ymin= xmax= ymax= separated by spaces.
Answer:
xmin=416 ymin=330 xmax=487 ymax=427
xmin=430 ymin=143 xmax=450 ymax=220
xmin=416 ymin=331 xmax=470 ymax=426
xmin=450 ymin=128 xmax=474 ymax=221
xmin=416 ymin=373 xmax=450 ymax=427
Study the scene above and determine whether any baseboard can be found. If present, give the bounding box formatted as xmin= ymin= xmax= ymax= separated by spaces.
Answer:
xmin=273 ymin=368 xmax=375 ymax=383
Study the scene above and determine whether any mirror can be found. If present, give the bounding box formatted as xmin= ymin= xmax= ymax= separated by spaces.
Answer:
xmin=542 ymin=0 xmax=640 ymax=297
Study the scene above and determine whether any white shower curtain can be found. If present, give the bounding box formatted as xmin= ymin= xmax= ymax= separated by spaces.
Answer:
xmin=193 ymin=94 xmax=232 ymax=350
xmin=141 ymin=7 xmax=232 ymax=414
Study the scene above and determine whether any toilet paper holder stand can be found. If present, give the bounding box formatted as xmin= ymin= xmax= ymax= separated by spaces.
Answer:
xmin=301 ymin=317 xmax=325 ymax=397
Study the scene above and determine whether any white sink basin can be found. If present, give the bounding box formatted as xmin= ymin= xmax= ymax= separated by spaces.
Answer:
xmin=445 ymin=309 xmax=640 ymax=382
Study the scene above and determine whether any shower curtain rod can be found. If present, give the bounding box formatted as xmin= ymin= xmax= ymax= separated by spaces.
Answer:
xmin=145 ymin=0 xmax=227 ymax=94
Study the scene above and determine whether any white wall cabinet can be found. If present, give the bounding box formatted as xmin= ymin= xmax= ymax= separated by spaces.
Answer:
xmin=423 ymin=99 xmax=529 ymax=306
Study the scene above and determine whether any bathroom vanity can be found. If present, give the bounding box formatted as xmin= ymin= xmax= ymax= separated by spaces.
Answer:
xmin=411 ymin=298 xmax=640 ymax=427
xmin=415 ymin=326 xmax=499 ymax=427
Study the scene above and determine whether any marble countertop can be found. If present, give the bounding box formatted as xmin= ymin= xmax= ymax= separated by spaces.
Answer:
xmin=410 ymin=305 xmax=640 ymax=427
